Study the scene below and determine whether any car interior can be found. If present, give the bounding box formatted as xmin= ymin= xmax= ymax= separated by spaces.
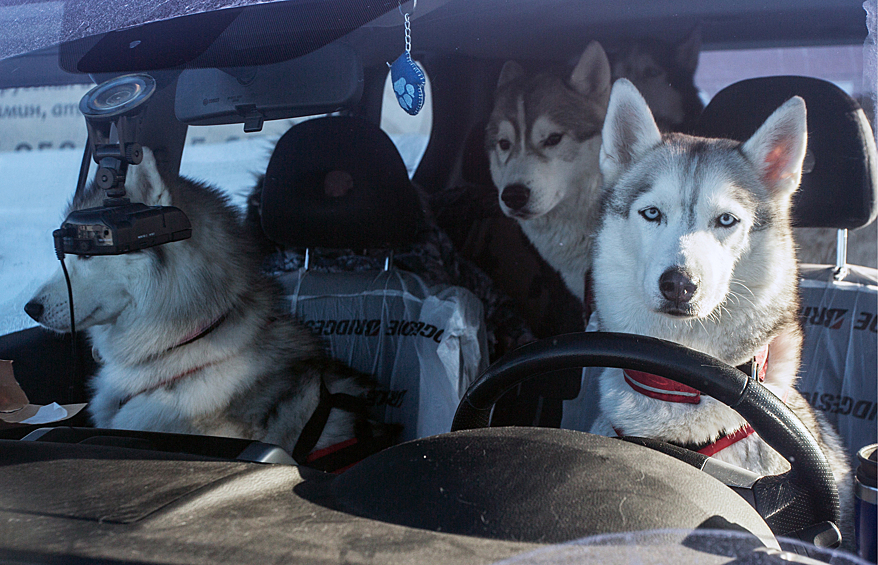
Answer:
xmin=0 ymin=0 xmax=875 ymax=563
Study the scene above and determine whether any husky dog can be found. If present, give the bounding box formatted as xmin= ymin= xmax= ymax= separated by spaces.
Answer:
xmin=486 ymin=41 xmax=611 ymax=301
xmin=591 ymin=79 xmax=852 ymax=541
xmin=25 ymin=149 xmax=391 ymax=467
xmin=608 ymin=27 xmax=703 ymax=133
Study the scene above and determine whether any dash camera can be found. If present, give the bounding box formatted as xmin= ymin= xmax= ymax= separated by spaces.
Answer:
xmin=56 ymin=74 xmax=191 ymax=256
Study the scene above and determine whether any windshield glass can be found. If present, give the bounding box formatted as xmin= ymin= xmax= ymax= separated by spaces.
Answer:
xmin=0 ymin=3 xmax=874 ymax=334
xmin=0 ymin=1 xmax=876 ymax=560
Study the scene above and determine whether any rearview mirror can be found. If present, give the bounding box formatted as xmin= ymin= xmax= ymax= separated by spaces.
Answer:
xmin=174 ymin=42 xmax=362 ymax=132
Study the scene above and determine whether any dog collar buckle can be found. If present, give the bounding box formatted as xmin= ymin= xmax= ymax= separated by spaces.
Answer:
xmin=740 ymin=344 xmax=769 ymax=383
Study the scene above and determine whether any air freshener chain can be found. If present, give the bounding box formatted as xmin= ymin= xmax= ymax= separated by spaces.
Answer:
xmin=403 ymin=11 xmax=412 ymax=54
xmin=389 ymin=0 xmax=426 ymax=115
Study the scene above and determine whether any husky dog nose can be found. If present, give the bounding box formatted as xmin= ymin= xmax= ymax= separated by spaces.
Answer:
xmin=501 ymin=184 xmax=531 ymax=210
xmin=659 ymin=268 xmax=697 ymax=305
xmin=24 ymin=301 xmax=44 ymax=322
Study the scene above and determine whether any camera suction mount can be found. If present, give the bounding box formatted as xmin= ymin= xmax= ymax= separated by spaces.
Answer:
xmin=57 ymin=74 xmax=191 ymax=257
xmin=79 ymin=73 xmax=155 ymax=202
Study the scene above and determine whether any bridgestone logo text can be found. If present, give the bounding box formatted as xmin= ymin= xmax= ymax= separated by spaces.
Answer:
xmin=799 ymin=306 xmax=878 ymax=333
xmin=303 ymin=319 xmax=444 ymax=343
xmin=801 ymin=391 xmax=877 ymax=421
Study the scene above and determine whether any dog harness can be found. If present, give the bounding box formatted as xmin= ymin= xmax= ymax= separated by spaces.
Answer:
xmin=616 ymin=344 xmax=769 ymax=456
xmin=168 ymin=311 xmax=230 ymax=351
xmin=292 ymin=379 xmax=393 ymax=474
xmin=614 ymin=423 xmax=757 ymax=457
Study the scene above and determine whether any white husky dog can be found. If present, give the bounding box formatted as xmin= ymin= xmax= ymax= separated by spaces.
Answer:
xmin=25 ymin=149 xmax=393 ymax=469
xmin=486 ymin=41 xmax=611 ymax=301
xmin=590 ymin=79 xmax=852 ymax=541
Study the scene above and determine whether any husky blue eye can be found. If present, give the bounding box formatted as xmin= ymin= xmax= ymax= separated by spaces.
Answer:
xmin=639 ymin=207 xmax=662 ymax=222
xmin=716 ymin=213 xmax=739 ymax=228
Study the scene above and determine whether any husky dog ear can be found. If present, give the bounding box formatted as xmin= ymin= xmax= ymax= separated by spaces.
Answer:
xmin=124 ymin=147 xmax=173 ymax=207
xmin=600 ymin=78 xmax=662 ymax=186
xmin=497 ymin=60 xmax=525 ymax=89
xmin=741 ymin=96 xmax=808 ymax=199
xmin=570 ymin=41 xmax=611 ymax=109
xmin=675 ymin=24 xmax=702 ymax=74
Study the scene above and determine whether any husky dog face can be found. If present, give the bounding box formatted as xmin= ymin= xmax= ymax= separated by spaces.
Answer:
xmin=595 ymin=79 xmax=807 ymax=346
xmin=28 ymin=252 xmax=147 ymax=332
xmin=619 ymin=161 xmax=757 ymax=319
xmin=486 ymin=41 xmax=610 ymax=220
xmin=26 ymin=153 xmax=174 ymax=333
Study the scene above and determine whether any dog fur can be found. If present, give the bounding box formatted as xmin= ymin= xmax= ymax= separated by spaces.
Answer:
xmin=590 ymin=79 xmax=853 ymax=544
xmin=486 ymin=41 xmax=611 ymax=301
xmin=25 ymin=149 xmax=387 ymax=457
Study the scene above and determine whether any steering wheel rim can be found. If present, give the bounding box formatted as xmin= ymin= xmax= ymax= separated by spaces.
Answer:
xmin=452 ymin=331 xmax=840 ymax=534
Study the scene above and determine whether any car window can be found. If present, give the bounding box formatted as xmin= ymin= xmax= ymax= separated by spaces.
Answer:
xmin=696 ymin=44 xmax=868 ymax=109
xmin=180 ymin=120 xmax=301 ymax=211
xmin=0 ymin=85 xmax=92 ymax=335
xmin=178 ymin=62 xmax=435 ymax=212
xmin=0 ymin=84 xmax=92 ymax=152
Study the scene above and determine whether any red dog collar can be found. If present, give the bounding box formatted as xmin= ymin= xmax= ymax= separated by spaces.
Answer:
xmin=623 ymin=344 xmax=769 ymax=404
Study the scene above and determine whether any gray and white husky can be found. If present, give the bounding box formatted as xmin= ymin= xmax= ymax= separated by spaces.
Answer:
xmin=25 ymin=149 xmax=389 ymax=464
xmin=590 ymin=79 xmax=852 ymax=541
xmin=486 ymin=41 xmax=611 ymax=301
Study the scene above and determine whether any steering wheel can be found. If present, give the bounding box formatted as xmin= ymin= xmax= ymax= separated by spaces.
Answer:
xmin=452 ymin=332 xmax=840 ymax=539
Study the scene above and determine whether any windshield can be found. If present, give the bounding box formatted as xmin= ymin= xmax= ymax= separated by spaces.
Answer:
xmin=0 ymin=3 xmax=873 ymax=331
xmin=0 ymin=1 xmax=876 ymax=561
xmin=0 ymin=0 xmax=405 ymax=62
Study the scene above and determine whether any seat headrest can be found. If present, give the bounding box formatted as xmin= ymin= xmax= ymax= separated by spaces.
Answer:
xmin=693 ymin=76 xmax=877 ymax=230
xmin=261 ymin=116 xmax=426 ymax=249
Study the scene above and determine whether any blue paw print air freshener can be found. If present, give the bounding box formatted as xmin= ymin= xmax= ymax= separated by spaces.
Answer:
xmin=388 ymin=4 xmax=425 ymax=116
xmin=390 ymin=53 xmax=425 ymax=115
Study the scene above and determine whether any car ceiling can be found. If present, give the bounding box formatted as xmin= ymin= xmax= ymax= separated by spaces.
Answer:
xmin=0 ymin=0 xmax=868 ymax=88
xmin=355 ymin=0 xmax=868 ymax=65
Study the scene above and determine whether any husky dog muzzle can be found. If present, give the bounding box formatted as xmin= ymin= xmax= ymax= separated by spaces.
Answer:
xmin=500 ymin=183 xmax=531 ymax=212
xmin=657 ymin=266 xmax=700 ymax=316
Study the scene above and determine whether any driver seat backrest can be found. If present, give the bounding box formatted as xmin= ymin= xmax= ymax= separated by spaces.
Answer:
xmin=260 ymin=116 xmax=488 ymax=442
xmin=693 ymin=76 xmax=877 ymax=463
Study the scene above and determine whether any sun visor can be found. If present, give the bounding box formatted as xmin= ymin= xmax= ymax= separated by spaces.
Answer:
xmin=174 ymin=43 xmax=363 ymax=130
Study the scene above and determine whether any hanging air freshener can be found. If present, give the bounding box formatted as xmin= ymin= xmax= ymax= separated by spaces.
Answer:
xmin=388 ymin=1 xmax=425 ymax=115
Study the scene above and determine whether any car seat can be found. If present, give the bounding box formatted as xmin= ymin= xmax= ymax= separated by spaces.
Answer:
xmin=693 ymin=76 xmax=878 ymax=463
xmin=258 ymin=116 xmax=488 ymax=442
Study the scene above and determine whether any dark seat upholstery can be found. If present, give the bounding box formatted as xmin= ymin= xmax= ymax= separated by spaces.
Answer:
xmin=261 ymin=116 xmax=426 ymax=249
